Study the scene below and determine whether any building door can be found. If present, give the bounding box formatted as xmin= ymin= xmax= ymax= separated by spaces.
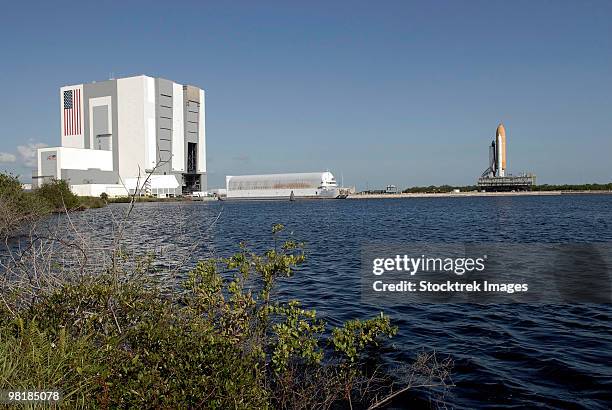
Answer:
xmin=95 ymin=134 xmax=112 ymax=151
xmin=187 ymin=143 xmax=197 ymax=173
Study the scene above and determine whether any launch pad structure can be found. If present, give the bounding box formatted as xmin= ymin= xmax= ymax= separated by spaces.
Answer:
xmin=477 ymin=174 xmax=536 ymax=191
xmin=477 ymin=123 xmax=536 ymax=192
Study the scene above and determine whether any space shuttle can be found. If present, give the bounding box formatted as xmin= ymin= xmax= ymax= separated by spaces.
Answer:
xmin=483 ymin=123 xmax=507 ymax=178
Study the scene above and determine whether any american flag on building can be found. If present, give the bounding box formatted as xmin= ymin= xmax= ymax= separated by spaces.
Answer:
xmin=63 ymin=89 xmax=81 ymax=135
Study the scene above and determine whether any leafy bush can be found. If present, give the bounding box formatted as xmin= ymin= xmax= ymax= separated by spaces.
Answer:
xmin=0 ymin=173 xmax=22 ymax=198
xmin=35 ymin=179 xmax=79 ymax=210
xmin=77 ymin=196 xmax=106 ymax=209
xmin=1 ymin=225 xmax=403 ymax=408
xmin=0 ymin=173 xmax=50 ymax=237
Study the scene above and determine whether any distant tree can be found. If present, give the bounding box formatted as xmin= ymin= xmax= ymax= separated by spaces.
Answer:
xmin=36 ymin=179 xmax=79 ymax=211
xmin=532 ymin=183 xmax=612 ymax=191
xmin=0 ymin=173 xmax=23 ymax=199
xmin=0 ymin=173 xmax=50 ymax=238
xmin=402 ymin=184 xmax=478 ymax=193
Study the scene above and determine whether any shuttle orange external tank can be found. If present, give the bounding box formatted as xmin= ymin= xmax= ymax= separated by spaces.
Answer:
xmin=496 ymin=123 xmax=506 ymax=176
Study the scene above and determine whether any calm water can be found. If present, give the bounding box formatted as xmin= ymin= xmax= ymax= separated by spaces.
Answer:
xmin=71 ymin=195 xmax=612 ymax=409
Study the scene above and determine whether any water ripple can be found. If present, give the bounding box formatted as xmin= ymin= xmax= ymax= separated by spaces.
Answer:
xmin=64 ymin=195 xmax=612 ymax=408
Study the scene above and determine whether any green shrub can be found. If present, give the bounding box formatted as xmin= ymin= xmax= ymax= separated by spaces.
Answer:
xmin=1 ymin=224 xmax=402 ymax=408
xmin=0 ymin=173 xmax=50 ymax=237
xmin=23 ymin=271 xmax=269 ymax=408
xmin=77 ymin=196 xmax=106 ymax=209
xmin=331 ymin=314 xmax=397 ymax=362
xmin=35 ymin=179 xmax=79 ymax=211
xmin=0 ymin=173 xmax=22 ymax=198
xmin=107 ymin=313 xmax=268 ymax=408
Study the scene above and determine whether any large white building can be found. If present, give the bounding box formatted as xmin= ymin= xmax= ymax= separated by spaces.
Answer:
xmin=34 ymin=75 xmax=207 ymax=196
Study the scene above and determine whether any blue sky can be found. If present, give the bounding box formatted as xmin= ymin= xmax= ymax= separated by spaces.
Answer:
xmin=0 ymin=0 xmax=610 ymax=188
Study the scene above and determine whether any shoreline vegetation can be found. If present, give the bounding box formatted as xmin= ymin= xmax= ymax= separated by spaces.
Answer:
xmin=1 ymin=172 xmax=453 ymax=408
xmin=355 ymin=183 xmax=612 ymax=198
xmin=16 ymin=174 xmax=612 ymax=206
xmin=110 ymin=183 xmax=612 ymax=202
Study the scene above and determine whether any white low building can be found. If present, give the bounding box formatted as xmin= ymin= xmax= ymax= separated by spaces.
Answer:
xmin=70 ymin=184 xmax=128 ymax=198
xmin=124 ymin=175 xmax=182 ymax=198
